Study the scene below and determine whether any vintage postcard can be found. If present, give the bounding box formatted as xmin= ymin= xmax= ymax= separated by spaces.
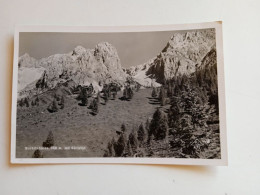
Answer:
xmin=11 ymin=22 xmax=227 ymax=165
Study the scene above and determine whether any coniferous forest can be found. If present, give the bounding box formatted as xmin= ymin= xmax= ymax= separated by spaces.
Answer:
xmin=16 ymin=29 xmax=221 ymax=159
xmin=104 ymin=49 xmax=220 ymax=159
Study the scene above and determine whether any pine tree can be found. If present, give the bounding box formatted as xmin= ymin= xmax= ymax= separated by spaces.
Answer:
xmin=60 ymin=96 xmax=65 ymax=109
xmin=137 ymin=123 xmax=146 ymax=144
xmin=80 ymin=88 xmax=88 ymax=106
xmin=92 ymin=98 xmax=99 ymax=115
xmin=114 ymin=134 xmax=126 ymax=157
xmin=124 ymin=140 xmax=133 ymax=157
xmin=32 ymin=149 xmax=43 ymax=158
xmin=168 ymin=81 xmax=215 ymax=157
xmin=136 ymin=83 xmax=140 ymax=92
xmin=19 ymin=99 xmax=24 ymax=107
xmin=159 ymin=87 xmax=166 ymax=106
xmin=42 ymin=131 xmax=54 ymax=148
xmin=24 ymin=98 xmax=29 ymax=107
xmin=104 ymin=91 xmax=108 ymax=104
xmin=167 ymin=82 xmax=173 ymax=97
xmin=128 ymin=130 xmax=138 ymax=152
xmin=123 ymin=87 xmax=128 ymax=100
xmin=149 ymin=108 xmax=168 ymax=140
xmin=112 ymin=92 xmax=116 ymax=100
xmin=145 ymin=119 xmax=150 ymax=132
xmin=35 ymin=96 xmax=40 ymax=106
xmin=128 ymin=87 xmax=134 ymax=99
xmin=105 ymin=138 xmax=116 ymax=157
xmin=168 ymin=96 xmax=182 ymax=128
xmin=121 ymin=123 xmax=126 ymax=132
xmin=54 ymin=93 xmax=60 ymax=101
xmin=48 ymin=99 xmax=58 ymax=112
xmin=97 ymin=91 xmax=101 ymax=104
xmin=151 ymin=87 xmax=157 ymax=98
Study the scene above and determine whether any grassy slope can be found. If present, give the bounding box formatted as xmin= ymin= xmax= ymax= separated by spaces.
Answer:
xmin=16 ymin=88 xmax=159 ymax=158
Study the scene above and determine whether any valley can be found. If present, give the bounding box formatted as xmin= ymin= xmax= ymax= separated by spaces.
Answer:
xmin=15 ymin=28 xmax=221 ymax=159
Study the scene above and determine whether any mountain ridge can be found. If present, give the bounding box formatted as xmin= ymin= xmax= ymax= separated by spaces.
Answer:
xmin=18 ymin=42 xmax=127 ymax=98
xmin=18 ymin=29 xmax=216 ymax=98
xmin=125 ymin=29 xmax=216 ymax=85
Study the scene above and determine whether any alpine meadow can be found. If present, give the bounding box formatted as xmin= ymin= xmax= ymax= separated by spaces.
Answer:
xmin=15 ymin=28 xmax=222 ymax=160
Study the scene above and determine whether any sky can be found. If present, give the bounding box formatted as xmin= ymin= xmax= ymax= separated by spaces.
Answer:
xmin=19 ymin=30 xmax=184 ymax=68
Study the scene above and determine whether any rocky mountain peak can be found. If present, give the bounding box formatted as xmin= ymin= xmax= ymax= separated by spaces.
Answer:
xmin=126 ymin=28 xmax=216 ymax=85
xmin=18 ymin=42 xmax=127 ymax=98
xmin=18 ymin=53 xmax=37 ymax=68
xmin=94 ymin=42 xmax=120 ymax=64
xmin=72 ymin=45 xmax=88 ymax=57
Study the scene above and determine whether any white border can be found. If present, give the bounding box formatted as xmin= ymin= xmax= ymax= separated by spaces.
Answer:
xmin=11 ymin=21 xmax=227 ymax=165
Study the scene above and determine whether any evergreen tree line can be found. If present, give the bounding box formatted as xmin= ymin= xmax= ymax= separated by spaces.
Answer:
xmin=18 ymin=96 xmax=40 ymax=108
xmin=104 ymin=108 xmax=169 ymax=157
xmin=48 ymin=94 xmax=65 ymax=113
xmin=121 ymin=85 xmax=134 ymax=101
xmin=165 ymin=60 xmax=219 ymax=158
xmin=104 ymin=121 xmax=151 ymax=157
xmin=105 ymin=52 xmax=220 ymax=158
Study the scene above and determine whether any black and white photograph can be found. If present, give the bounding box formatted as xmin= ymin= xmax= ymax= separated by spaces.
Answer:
xmin=11 ymin=22 xmax=227 ymax=165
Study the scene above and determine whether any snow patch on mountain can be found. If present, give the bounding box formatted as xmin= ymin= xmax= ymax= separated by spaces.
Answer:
xmin=18 ymin=67 xmax=46 ymax=92
xmin=18 ymin=42 xmax=127 ymax=97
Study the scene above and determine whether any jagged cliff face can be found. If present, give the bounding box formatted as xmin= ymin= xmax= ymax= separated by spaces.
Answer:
xmin=199 ymin=46 xmax=217 ymax=70
xmin=18 ymin=29 xmax=216 ymax=98
xmin=18 ymin=42 xmax=127 ymax=97
xmin=127 ymin=29 xmax=216 ymax=84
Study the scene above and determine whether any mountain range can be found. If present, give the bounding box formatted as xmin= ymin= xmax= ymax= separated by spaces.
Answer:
xmin=17 ymin=28 xmax=216 ymax=98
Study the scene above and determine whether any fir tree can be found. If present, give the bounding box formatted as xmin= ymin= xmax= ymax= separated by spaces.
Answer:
xmin=35 ymin=96 xmax=40 ymax=106
xmin=168 ymin=82 xmax=215 ymax=157
xmin=136 ymin=83 xmax=140 ymax=92
xmin=121 ymin=123 xmax=126 ymax=132
xmin=60 ymin=96 xmax=65 ymax=109
xmin=48 ymin=99 xmax=58 ymax=112
xmin=42 ymin=131 xmax=54 ymax=148
xmin=80 ymin=88 xmax=88 ymax=106
xmin=112 ymin=92 xmax=116 ymax=100
xmin=159 ymin=87 xmax=166 ymax=106
xmin=19 ymin=99 xmax=24 ymax=107
xmin=54 ymin=93 xmax=60 ymax=101
xmin=145 ymin=119 xmax=150 ymax=132
xmin=114 ymin=134 xmax=126 ymax=157
xmin=151 ymin=87 xmax=157 ymax=98
xmin=137 ymin=123 xmax=146 ymax=144
xmin=128 ymin=130 xmax=138 ymax=152
xmin=123 ymin=88 xmax=128 ymax=100
xmin=167 ymin=82 xmax=174 ymax=97
xmin=105 ymin=138 xmax=116 ymax=157
xmin=149 ymin=108 xmax=168 ymax=140
xmin=128 ymin=87 xmax=134 ymax=99
xmin=32 ymin=149 xmax=43 ymax=158
xmin=103 ymin=91 xmax=108 ymax=104
xmin=97 ymin=91 xmax=101 ymax=104
xmin=124 ymin=140 xmax=133 ymax=157
xmin=24 ymin=98 xmax=29 ymax=107
xmin=92 ymin=98 xmax=99 ymax=115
